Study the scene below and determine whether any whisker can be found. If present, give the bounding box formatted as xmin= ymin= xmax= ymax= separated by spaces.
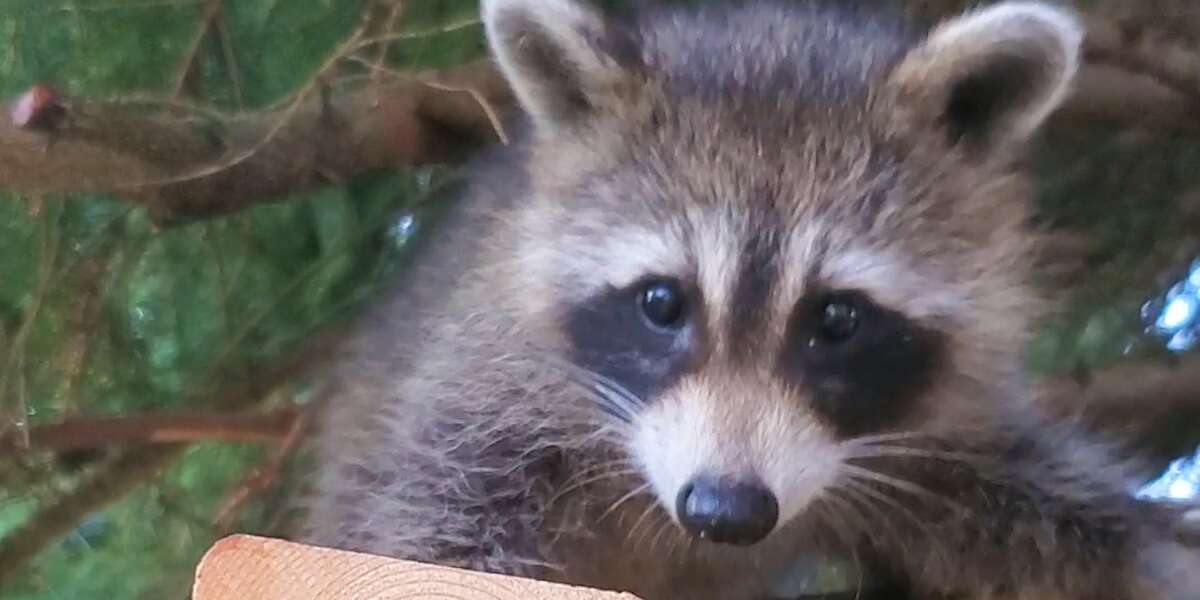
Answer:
xmin=628 ymin=502 xmax=663 ymax=552
xmin=842 ymin=445 xmax=989 ymax=464
xmin=528 ymin=352 xmax=647 ymax=423
xmin=648 ymin=515 xmax=676 ymax=553
xmin=554 ymin=458 xmax=638 ymax=488
xmin=841 ymin=464 xmax=969 ymax=515
xmin=842 ymin=478 xmax=940 ymax=543
xmin=550 ymin=468 xmax=642 ymax=504
xmin=528 ymin=352 xmax=644 ymax=405
xmin=813 ymin=493 xmax=861 ymax=548
xmin=845 ymin=443 xmax=1020 ymax=497
xmin=843 ymin=426 xmax=995 ymax=448
xmin=811 ymin=495 xmax=868 ymax=598
xmin=819 ymin=489 xmax=872 ymax=538
xmin=598 ymin=482 xmax=652 ymax=523
xmin=842 ymin=430 xmax=935 ymax=446
xmin=815 ymin=487 xmax=877 ymax=599
xmin=820 ymin=499 xmax=868 ymax=600
xmin=676 ymin=532 xmax=699 ymax=565
xmin=833 ymin=484 xmax=898 ymax=548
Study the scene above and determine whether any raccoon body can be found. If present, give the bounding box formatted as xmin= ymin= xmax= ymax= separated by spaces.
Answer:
xmin=298 ymin=1 xmax=1197 ymax=598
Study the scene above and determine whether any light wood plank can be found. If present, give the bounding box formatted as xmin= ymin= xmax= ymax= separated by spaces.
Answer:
xmin=193 ymin=535 xmax=643 ymax=600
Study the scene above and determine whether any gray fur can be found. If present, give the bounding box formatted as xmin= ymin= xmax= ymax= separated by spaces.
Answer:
xmin=296 ymin=2 xmax=1199 ymax=599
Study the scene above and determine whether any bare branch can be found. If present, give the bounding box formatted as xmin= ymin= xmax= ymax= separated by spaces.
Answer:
xmin=0 ymin=60 xmax=511 ymax=225
xmin=17 ymin=409 xmax=300 ymax=452
xmin=0 ymin=446 xmax=184 ymax=588
xmin=1040 ymin=355 xmax=1200 ymax=419
xmin=4 ymin=7 xmax=1200 ymax=227
xmin=172 ymin=0 xmax=224 ymax=98
xmin=1038 ymin=354 xmax=1200 ymax=464
xmin=1055 ymin=64 xmax=1200 ymax=136
xmin=1 ymin=201 xmax=61 ymax=446
xmin=212 ymin=407 xmax=310 ymax=531
xmin=0 ymin=320 xmax=341 ymax=587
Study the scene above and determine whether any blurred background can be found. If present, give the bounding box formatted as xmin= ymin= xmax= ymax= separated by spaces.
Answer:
xmin=1 ymin=0 xmax=1199 ymax=598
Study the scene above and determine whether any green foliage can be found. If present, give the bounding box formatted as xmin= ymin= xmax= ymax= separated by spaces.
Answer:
xmin=1027 ymin=131 xmax=1199 ymax=374
xmin=4 ymin=445 xmax=263 ymax=600
xmin=0 ymin=1 xmax=478 ymax=598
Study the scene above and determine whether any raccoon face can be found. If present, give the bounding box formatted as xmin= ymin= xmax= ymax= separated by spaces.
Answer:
xmin=483 ymin=0 xmax=1081 ymax=546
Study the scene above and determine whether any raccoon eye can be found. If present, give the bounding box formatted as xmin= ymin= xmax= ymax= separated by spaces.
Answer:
xmin=638 ymin=280 xmax=686 ymax=329
xmin=816 ymin=296 xmax=861 ymax=343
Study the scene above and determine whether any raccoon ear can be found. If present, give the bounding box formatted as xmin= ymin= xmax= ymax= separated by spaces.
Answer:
xmin=885 ymin=2 xmax=1082 ymax=151
xmin=482 ymin=0 xmax=642 ymax=130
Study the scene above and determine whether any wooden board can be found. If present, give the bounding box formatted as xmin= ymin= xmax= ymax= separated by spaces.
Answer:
xmin=193 ymin=534 xmax=643 ymax=600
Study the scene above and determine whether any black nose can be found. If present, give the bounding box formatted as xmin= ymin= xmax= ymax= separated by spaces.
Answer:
xmin=675 ymin=476 xmax=778 ymax=546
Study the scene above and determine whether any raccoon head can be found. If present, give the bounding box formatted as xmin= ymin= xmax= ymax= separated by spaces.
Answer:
xmin=482 ymin=0 xmax=1082 ymax=546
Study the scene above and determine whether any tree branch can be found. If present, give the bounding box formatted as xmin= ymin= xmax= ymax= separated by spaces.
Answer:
xmin=212 ymin=407 xmax=310 ymax=531
xmin=0 ymin=60 xmax=512 ymax=226
xmin=18 ymin=409 xmax=299 ymax=452
xmin=1038 ymin=354 xmax=1200 ymax=465
xmin=0 ymin=323 xmax=339 ymax=588
xmin=1055 ymin=64 xmax=1200 ymax=137
xmin=0 ymin=445 xmax=184 ymax=588
xmin=5 ymin=17 xmax=1200 ymax=227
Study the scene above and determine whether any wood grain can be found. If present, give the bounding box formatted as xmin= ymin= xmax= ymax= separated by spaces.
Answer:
xmin=193 ymin=535 xmax=643 ymax=600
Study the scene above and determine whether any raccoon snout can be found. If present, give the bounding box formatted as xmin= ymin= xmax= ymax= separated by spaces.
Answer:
xmin=675 ymin=476 xmax=779 ymax=546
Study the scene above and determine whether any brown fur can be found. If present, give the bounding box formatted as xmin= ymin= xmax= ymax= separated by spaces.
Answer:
xmin=296 ymin=1 xmax=1199 ymax=599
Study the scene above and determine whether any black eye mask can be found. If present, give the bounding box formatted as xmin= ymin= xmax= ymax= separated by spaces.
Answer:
xmin=562 ymin=278 xmax=706 ymax=406
xmin=777 ymin=290 xmax=945 ymax=437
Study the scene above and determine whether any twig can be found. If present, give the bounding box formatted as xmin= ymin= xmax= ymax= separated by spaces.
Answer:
xmin=0 ymin=199 xmax=61 ymax=447
xmin=212 ymin=407 xmax=310 ymax=531
xmin=214 ymin=6 xmax=244 ymax=108
xmin=347 ymin=55 xmax=509 ymax=144
xmin=0 ymin=446 xmax=185 ymax=588
xmin=172 ymin=0 xmax=223 ymax=98
xmin=129 ymin=13 xmax=374 ymax=190
xmin=367 ymin=0 xmax=407 ymax=99
xmin=19 ymin=409 xmax=300 ymax=452
xmin=56 ymin=0 xmax=205 ymax=12
xmin=56 ymin=253 xmax=112 ymax=414
xmin=355 ymin=16 xmax=482 ymax=47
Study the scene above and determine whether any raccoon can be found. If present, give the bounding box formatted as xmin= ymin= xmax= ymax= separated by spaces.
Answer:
xmin=297 ymin=1 xmax=1199 ymax=598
